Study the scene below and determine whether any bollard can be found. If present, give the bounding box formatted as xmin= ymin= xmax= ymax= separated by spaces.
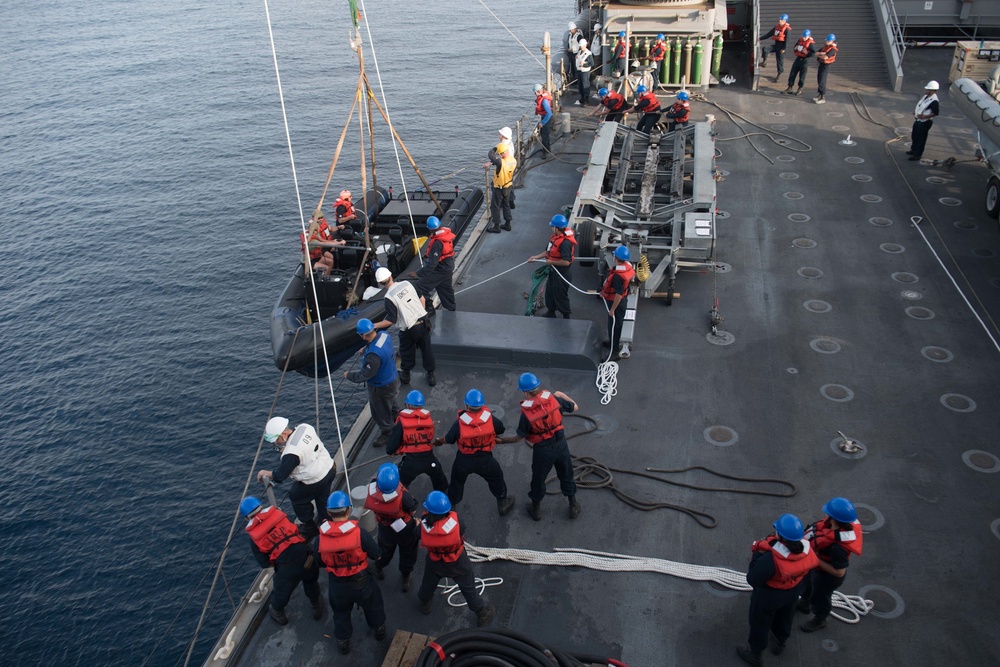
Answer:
xmin=350 ymin=484 xmax=377 ymax=533
xmin=561 ymin=112 xmax=571 ymax=136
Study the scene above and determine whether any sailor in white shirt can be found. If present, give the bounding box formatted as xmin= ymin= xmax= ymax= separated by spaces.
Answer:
xmin=909 ymin=80 xmax=940 ymax=160
xmin=373 ymin=267 xmax=435 ymax=387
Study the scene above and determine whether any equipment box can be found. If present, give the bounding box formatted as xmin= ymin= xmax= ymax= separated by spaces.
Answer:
xmin=949 ymin=41 xmax=1000 ymax=83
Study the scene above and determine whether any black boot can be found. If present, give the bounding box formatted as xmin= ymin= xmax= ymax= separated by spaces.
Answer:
xmin=736 ymin=645 xmax=763 ymax=667
xmin=770 ymin=633 xmax=786 ymax=655
xmin=401 ymin=572 xmax=413 ymax=592
xmin=311 ymin=597 xmax=324 ymax=620
xmin=476 ymin=604 xmax=496 ymax=627
xmin=268 ymin=606 xmax=289 ymax=626
xmin=784 ymin=85 xmax=794 ymax=94
xmin=374 ymin=625 xmax=386 ymax=640
xmin=497 ymin=495 xmax=515 ymax=516
xmin=800 ymin=616 xmax=827 ymax=633
xmin=501 ymin=221 xmax=511 ymax=231
xmin=568 ymin=496 xmax=581 ymax=519
xmin=527 ymin=502 xmax=542 ymax=521
xmin=420 ymin=598 xmax=433 ymax=615
xmin=399 ymin=370 xmax=410 ymax=385
xmin=427 ymin=371 xmax=437 ymax=387
xmin=337 ymin=639 xmax=350 ymax=655
xmin=486 ymin=225 xmax=501 ymax=233
xmin=371 ymin=562 xmax=385 ymax=580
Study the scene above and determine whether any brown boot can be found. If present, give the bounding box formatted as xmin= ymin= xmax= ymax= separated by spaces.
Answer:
xmin=497 ymin=495 xmax=515 ymax=516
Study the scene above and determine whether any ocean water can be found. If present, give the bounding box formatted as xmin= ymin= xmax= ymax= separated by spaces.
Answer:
xmin=0 ymin=0 xmax=568 ymax=664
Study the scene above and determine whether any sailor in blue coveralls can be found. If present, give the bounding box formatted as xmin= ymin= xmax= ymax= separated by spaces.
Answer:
xmin=345 ymin=318 xmax=400 ymax=447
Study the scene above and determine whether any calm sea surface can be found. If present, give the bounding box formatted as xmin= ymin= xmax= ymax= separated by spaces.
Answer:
xmin=0 ymin=0 xmax=568 ymax=663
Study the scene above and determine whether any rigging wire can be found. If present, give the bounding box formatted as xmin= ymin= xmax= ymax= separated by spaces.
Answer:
xmin=477 ymin=0 xmax=545 ymax=68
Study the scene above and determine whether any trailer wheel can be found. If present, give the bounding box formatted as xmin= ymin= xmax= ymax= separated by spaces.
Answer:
xmin=987 ymin=176 xmax=1000 ymax=220
xmin=577 ymin=219 xmax=597 ymax=267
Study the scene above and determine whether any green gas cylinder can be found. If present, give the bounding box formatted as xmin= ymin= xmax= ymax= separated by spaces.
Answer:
xmin=711 ymin=33 xmax=723 ymax=79
xmin=692 ymin=40 xmax=704 ymax=85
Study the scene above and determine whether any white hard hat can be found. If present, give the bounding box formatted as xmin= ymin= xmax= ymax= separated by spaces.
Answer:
xmin=533 ymin=83 xmax=543 ymax=93
xmin=925 ymin=80 xmax=939 ymax=90
xmin=580 ymin=38 xmax=588 ymax=46
xmin=375 ymin=267 xmax=392 ymax=284
xmin=264 ymin=417 xmax=289 ymax=443
xmin=594 ymin=23 xmax=602 ymax=30
xmin=568 ymin=22 xmax=576 ymax=30
xmin=498 ymin=126 xmax=512 ymax=139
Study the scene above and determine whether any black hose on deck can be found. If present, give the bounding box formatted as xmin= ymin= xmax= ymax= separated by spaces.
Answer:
xmin=414 ymin=627 xmax=625 ymax=667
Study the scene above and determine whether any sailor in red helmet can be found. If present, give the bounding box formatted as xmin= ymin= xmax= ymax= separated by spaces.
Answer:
xmin=737 ymin=513 xmax=820 ymax=666
xmin=386 ymin=390 xmax=449 ymax=492
xmin=601 ymin=245 xmax=636 ymax=361
xmin=783 ymin=29 xmax=816 ymax=96
xmin=240 ymin=497 xmax=323 ymax=626
xmin=318 ymin=491 xmax=385 ymax=655
xmin=412 ymin=216 xmax=457 ymax=313
xmin=416 ymin=491 xmax=496 ymax=626
xmin=363 ymin=463 xmax=420 ymax=593
xmin=797 ymin=497 xmax=863 ymax=633
xmin=442 ymin=388 xmax=516 ymax=516
xmin=528 ymin=214 xmax=577 ymax=319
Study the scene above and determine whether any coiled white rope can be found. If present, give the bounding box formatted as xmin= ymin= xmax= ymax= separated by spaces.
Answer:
xmin=436 ymin=576 xmax=506 ymax=607
xmin=466 ymin=543 xmax=874 ymax=624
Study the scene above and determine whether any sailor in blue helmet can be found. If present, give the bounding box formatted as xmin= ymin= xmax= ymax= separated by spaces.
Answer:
xmin=649 ymin=34 xmax=667 ymax=81
xmin=240 ymin=496 xmax=323 ymax=626
xmin=665 ymin=90 xmax=691 ymax=131
xmin=442 ymin=388 xmax=516 ymax=516
xmin=784 ymin=29 xmax=816 ymax=96
xmin=632 ymin=84 xmax=662 ymax=134
xmin=596 ymin=87 xmax=627 ymax=123
xmin=759 ymin=14 xmax=791 ymax=82
xmin=411 ymin=215 xmax=457 ymax=313
xmin=386 ymin=389 xmax=449 ymax=492
xmin=813 ymin=34 xmax=838 ymax=104
xmin=344 ymin=318 xmax=400 ymax=447
xmin=798 ymin=497 xmax=863 ymax=633
xmin=363 ymin=462 xmax=421 ymax=593
xmin=416 ymin=491 xmax=496 ymax=626
xmin=317 ymin=491 xmax=385 ymax=655
xmin=516 ymin=372 xmax=580 ymax=520
xmin=529 ymin=214 xmax=578 ymax=319
xmin=737 ymin=513 xmax=820 ymax=666
xmin=601 ymin=246 xmax=636 ymax=360
xmin=373 ymin=267 xmax=435 ymax=387
xmin=613 ymin=30 xmax=628 ymax=76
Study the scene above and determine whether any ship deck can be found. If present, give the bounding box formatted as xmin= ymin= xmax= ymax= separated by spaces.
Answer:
xmin=231 ymin=47 xmax=1000 ymax=666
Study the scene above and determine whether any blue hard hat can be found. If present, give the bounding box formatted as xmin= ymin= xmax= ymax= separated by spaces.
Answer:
xmin=657 ymin=33 xmax=665 ymax=40
xmin=426 ymin=216 xmax=441 ymax=230
xmin=823 ymin=497 xmax=857 ymax=524
xmin=518 ymin=372 xmax=541 ymax=392
xmin=636 ymin=85 xmax=647 ymax=94
xmin=464 ymin=388 xmax=485 ymax=408
xmin=599 ymin=87 xmax=609 ymax=97
xmin=779 ymin=14 xmax=788 ymax=21
xmin=802 ymin=29 xmax=811 ymax=37
xmin=239 ymin=496 xmax=262 ymax=517
xmin=356 ymin=318 xmax=374 ymax=335
xmin=619 ymin=30 xmax=626 ymax=38
xmin=614 ymin=245 xmax=630 ymax=261
xmin=773 ymin=513 xmax=805 ymax=541
xmin=549 ymin=214 xmax=568 ymax=228
xmin=327 ymin=490 xmax=351 ymax=510
xmin=827 ymin=34 xmax=836 ymax=42
xmin=405 ymin=389 xmax=425 ymax=407
xmin=376 ymin=463 xmax=400 ymax=493
xmin=677 ymin=91 xmax=689 ymax=101
xmin=423 ymin=490 xmax=452 ymax=514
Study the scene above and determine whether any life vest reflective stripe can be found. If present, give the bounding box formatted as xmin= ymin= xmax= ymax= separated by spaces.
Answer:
xmin=914 ymin=94 xmax=938 ymax=121
xmin=396 ymin=408 xmax=435 ymax=453
xmin=246 ymin=506 xmax=304 ymax=563
xmin=385 ymin=280 xmax=427 ymax=330
xmin=793 ymin=37 xmax=814 ymax=58
xmin=601 ymin=262 xmax=636 ymax=301
xmin=544 ymin=230 xmax=578 ymax=263
xmin=318 ymin=519 xmax=368 ymax=576
xmin=604 ymin=91 xmax=626 ymax=112
xmin=638 ymin=91 xmax=661 ymax=113
xmin=754 ymin=537 xmax=820 ymax=589
xmin=670 ymin=100 xmax=690 ymax=123
xmin=520 ymin=391 xmax=564 ymax=444
xmin=535 ymin=91 xmax=553 ymax=116
xmin=420 ymin=511 xmax=464 ymax=562
xmin=811 ymin=518 xmax=863 ymax=560
xmin=772 ymin=24 xmax=791 ymax=41
xmin=614 ymin=39 xmax=627 ymax=59
xmin=333 ymin=197 xmax=355 ymax=223
xmin=650 ymin=42 xmax=666 ymax=62
xmin=818 ymin=44 xmax=837 ymax=64
xmin=282 ymin=424 xmax=334 ymax=484
xmin=363 ymin=481 xmax=413 ymax=526
xmin=456 ymin=408 xmax=496 ymax=454
xmin=367 ymin=331 xmax=398 ymax=387
xmin=425 ymin=228 xmax=455 ymax=261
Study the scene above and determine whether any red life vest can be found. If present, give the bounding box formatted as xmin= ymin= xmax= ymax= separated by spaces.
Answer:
xmin=810 ymin=518 xmax=863 ymax=560
xmin=333 ymin=197 xmax=356 ymax=223
xmin=793 ymin=37 xmax=815 ymax=58
xmin=614 ymin=39 xmax=627 ymax=60
xmin=603 ymin=91 xmax=626 ymax=112
xmin=637 ymin=91 xmax=661 ymax=113
xmin=670 ymin=100 xmax=691 ymax=123
xmin=772 ymin=23 xmax=791 ymax=42
xmin=520 ymin=390 xmax=564 ymax=444
xmin=650 ymin=42 xmax=666 ymax=62
xmin=318 ymin=519 xmax=368 ymax=577
xmin=246 ymin=506 xmax=304 ymax=563
xmin=535 ymin=90 xmax=553 ymax=116
xmin=600 ymin=262 xmax=636 ymax=301
xmin=420 ymin=511 xmax=464 ymax=562
xmin=456 ymin=408 xmax=496 ymax=454
xmin=545 ymin=230 xmax=578 ymax=263
xmin=300 ymin=219 xmax=334 ymax=260
xmin=363 ymin=481 xmax=413 ymax=527
xmin=752 ymin=536 xmax=820 ymax=589
xmin=425 ymin=228 xmax=455 ymax=261
xmin=396 ymin=408 xmax=435 ymax=454
xmin=818 ymin=44 xmax=837 ymax=65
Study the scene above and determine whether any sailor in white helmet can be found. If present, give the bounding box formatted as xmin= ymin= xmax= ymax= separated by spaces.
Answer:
xmin=256 ymin=416 xmax=336 ymax=540
xmin=566 ymin=22 xmax=584 ymax=78
xmin=908 ymin=80 xmax=940 ymax=161
xmin=373 ymin=267 xmax=435 ymax=387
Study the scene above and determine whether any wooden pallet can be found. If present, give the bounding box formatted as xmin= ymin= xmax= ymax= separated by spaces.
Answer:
xmin=381 ymin=630 xmax=433 ymax=667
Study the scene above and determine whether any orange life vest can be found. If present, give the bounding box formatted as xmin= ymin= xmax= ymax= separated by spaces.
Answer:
xmin=425 ymin=228 xmax=455 ymax=261
xmin=535 ymin=90 xmax=553 ymax=116
xmin=456 ymin=408 xmax=496 ymax=454
xmin=333 ymin=197 xmax=355 ymax=223
xmin=818 ymin=44 xmax=837 ymax=65
xmin=318 ymin=519 xmax=368 ymax=577
xmin=363 ymin=481 xmax=413 ymax=527
xmin=300 ymin=219 xmax=333 ymax=260
xmin=601 ymin=262 xmax=636 ymax=301
xmin=603 ymin=91 xmax=626 ymax=112
xmin=396 ymin=408 xmax=435 ymax=454
xmin=650 ymin=42 xmax=666 ymax=62
xmin=545 ymin=230 xmax=578 ymax=263
xmin=772 ymin=23 xmax=791 ymax=42
xmin=810 ymin=517 xmax=863 ymax=560
xmin=614 ymin=39 xmax=627 ymax=60
xmin=669 ymin=100 xmax=691 ymax=123
xmin=793 ymin=37 xmax=815 ymax=58
xmin=246 ymin=506 xmax=304 ymax=563
xmin=752 ymin=536 xmax=820 ymax=589
xmin=637 ymin=91 xmax=661 ymax=113
xmin=420 ymin=511 xmax=464 ymax=562
xmin=520 ymin=390 xmax=564 ymax=444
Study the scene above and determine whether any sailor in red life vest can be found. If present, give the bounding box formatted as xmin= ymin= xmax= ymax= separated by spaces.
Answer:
xmin=533 ymin=83 xmax=554 ymax=153
xmin=318 ymin=491 xmax=385 ymax=655
xmin=783 ymin=29 xmax=816 ymax=96
xmin=332 ymin=189 xmax=359 ymax=240
xmin=416 ymin=491 xmax=496 ymax=626
xmin=442 ymin=389 xmax=516 ymax=516
xmin=515 ymin=372 xmax=580 ymax=521
xmin=613 ymin=30 xmax=628 ymax=76
xmin=797 ymin=497 xmax=863 ymax=633
xmin=410 ymin=216 xmax=457 ymax=313
xmin=373 ymin=268 xmax=435 ymax=387
xmin=649 ymin=34 xmax=667 ymax=81
xmin=363 ymin=463 xmax=420 ymax=593
xmin=596 ymin=87 xmax=626 ymax=123
xmin=601 ymin=246 xmax=636 ymax=361
xmin=256 ymin=416 xmax=336 ymax=540
xmin=759 ymin=14 xmax=791 ymax=81
xmin=812 ymin=34 xmax=838 ymax=104
xmin=738 ymin=513 xmax=820 ymax=667
xmin=386 ymin=390 xmax=449 ymax=492
xmin=665 ymin=90 xmax=691 ymax=131
xmin=632 ymin=85 xmax=662 ymax=134
xmin=300 ymin=213 xmax=344 ymax=276
xmin=528 ymin=214 xmax=577 ymax=319
xmin=240 ymin=497 xmax=323 ymax=626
